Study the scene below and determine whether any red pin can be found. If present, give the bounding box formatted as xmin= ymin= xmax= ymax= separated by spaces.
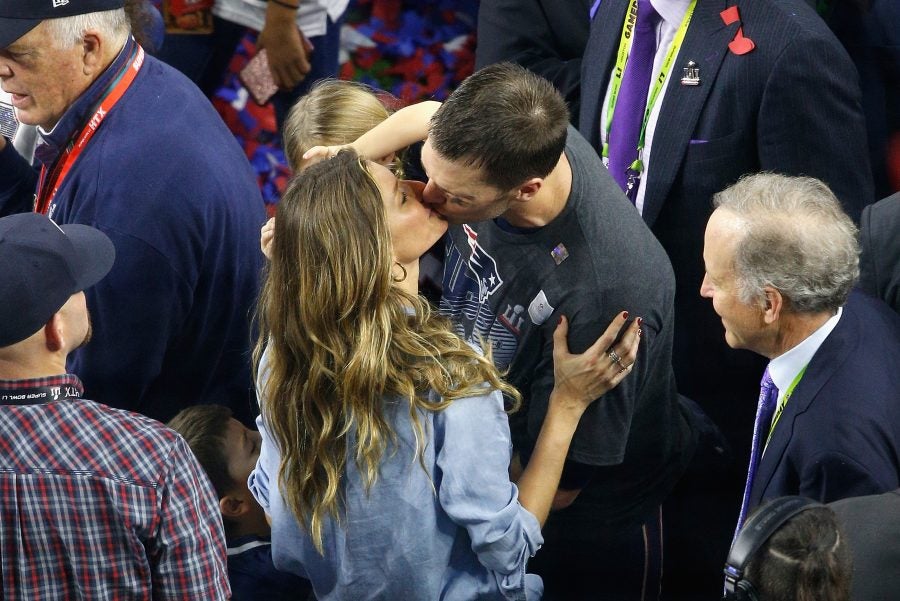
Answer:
xmin=720 ymin=6 xmax=740 ymax=24
xmin=720 ymin=6 xmax=755 ymax=55
xmin=729 ymin=29 xmax=755 ymax=55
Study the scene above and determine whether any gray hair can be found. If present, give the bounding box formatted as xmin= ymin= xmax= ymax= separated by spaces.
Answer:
xmin=46 ymin=9 xmax=130 ymax=49
xmin=713 ymin=173 xmax=859 ymax=314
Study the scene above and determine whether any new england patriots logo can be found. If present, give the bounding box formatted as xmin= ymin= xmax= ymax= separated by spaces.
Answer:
xmin=463 ymin=224 xmax=503 ymax=303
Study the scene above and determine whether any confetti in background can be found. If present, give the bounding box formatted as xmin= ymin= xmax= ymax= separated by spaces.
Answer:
xmin=199 ymin=0 xmax=479 ymax=212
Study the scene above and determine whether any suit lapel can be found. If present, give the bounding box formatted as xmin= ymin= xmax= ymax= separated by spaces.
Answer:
xmin=749 ymin=309 xmax=858 ymax=507
xmin=641 ymin=0 xmax=739 ymax=227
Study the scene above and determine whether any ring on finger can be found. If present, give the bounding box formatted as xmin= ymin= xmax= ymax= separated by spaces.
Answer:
xmin=608 ymin=349 xmax=626 ymax=369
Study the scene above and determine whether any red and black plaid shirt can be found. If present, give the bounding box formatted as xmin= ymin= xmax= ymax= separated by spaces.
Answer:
xmin=0 ymin=374 xmax=230 ymax=599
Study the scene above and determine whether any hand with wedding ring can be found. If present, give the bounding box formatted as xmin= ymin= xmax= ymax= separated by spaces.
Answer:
xmin=608 ymin=348 xmax=629 ymax=373
xmin=549 ymin=311 xmax=641 ymax=415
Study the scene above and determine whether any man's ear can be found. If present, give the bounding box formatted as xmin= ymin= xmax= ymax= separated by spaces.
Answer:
xmin=81 ymin=31 xmax=105 ymax=76
xmin=515 ymin=178 xmax=543 ymax=203
xmin=219 ymin=493 xmax=250 ymax=520
xmin=43 ymin=313 xmax=64 ymax=353
xmin=762 ymin=286 xmax=784 ymax=324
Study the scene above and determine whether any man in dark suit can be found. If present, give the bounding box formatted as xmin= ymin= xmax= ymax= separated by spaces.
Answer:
xmin=475 ymin=0 xmax=591 ymax=126
xmin=859 ymin=192 xmax=900 ymax=314
xmin=701 ymin=173 xmax=900 ymax=541
xmin=579 ymin=0 xmax=874 ymax=464
xmin=580 ymin=4 xmax=874 ymax=591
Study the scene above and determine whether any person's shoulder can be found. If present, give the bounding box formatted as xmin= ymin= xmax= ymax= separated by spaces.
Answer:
xmin=60 ymin=399 xmax=187 ymax=481
xmin=830 ymin=488 xmax=900 ymax=524
xmin=140 ymin=54 xmax=213 ymax=102
xmin=74 ymin=398 xmax=180 ymax=443
xmin=864 ymin=193 xmax=900 ymax=235
xmin=805 ymin=295 xmax=900 ymax=404
xmin=741 ymin=0 xmax=831 ymax=31
xmin=435 ymin=386 xmax=505 ymax=425
xmin=120 ymin=55 xmax=241 ymax=146
xmin=843 ymin=290 xmax=900 ymax=336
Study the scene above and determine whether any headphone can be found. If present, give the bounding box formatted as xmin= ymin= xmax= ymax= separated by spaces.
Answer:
xmin=722 ymin=496 xmax=823 ymax=601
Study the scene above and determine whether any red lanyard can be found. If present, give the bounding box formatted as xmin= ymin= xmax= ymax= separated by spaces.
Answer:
xmin=34 ymin=44 xmax=145 ymax=216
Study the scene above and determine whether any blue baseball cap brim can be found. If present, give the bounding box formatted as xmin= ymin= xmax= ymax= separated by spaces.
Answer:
xmin=0 ymin=0 xmax=125 ymax=48
xmin=0 ymin=214 xmax=115 ymax=347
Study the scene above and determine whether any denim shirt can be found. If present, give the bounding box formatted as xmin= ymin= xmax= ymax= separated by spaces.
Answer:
xmin=249 ymin=348 xmax=544 ymax=600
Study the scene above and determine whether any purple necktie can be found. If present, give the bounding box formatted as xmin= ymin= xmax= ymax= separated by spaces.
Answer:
xmin=606 ymin=0 xmax=660 ymax=202
xmin=733 ymin=367 xmax=779 ymax=539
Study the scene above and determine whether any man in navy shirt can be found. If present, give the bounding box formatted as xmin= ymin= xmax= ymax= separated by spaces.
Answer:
xmin=0 ymin=0 xmax=265 ymax=424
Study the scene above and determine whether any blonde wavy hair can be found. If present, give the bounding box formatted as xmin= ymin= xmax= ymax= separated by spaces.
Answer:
xmin=283 ymin=79 xmax=395 ymax=172
xmin=254 ymin=150 xmax=519 ymax=552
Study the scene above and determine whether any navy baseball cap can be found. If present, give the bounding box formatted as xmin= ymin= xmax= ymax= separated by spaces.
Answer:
xmin=0 ymin=213 xmax=114 ymax=347
xmin=0 ymin=0 xmax=125 ymax=49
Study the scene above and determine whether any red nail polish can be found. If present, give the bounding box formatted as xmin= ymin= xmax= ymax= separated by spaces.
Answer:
xmin=558 ymin=315 xmax=563 ymax=325
xmin=637 ymin=317 xmax=643 ymax=326
xmin=622 ymin=311 xmax=629 ymax=319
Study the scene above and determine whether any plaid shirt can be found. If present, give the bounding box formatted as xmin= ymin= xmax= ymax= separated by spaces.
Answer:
xmin=0 ymin=374 xmax=230 ymax=600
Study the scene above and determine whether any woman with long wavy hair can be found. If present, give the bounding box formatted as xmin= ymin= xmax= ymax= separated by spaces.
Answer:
xmin=249 ymin=150 xmax=640 ymax=600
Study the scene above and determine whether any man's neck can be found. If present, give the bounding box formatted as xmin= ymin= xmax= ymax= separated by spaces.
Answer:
xmin=502 ymin=153 xmax=572 ymax=228
xmin=767 ymin=311 xmax=834 ymax=359
xmin=0 ymin=357 xmax=67 ymax=381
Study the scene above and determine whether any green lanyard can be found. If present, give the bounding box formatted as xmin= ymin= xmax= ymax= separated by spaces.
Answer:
xmin=601 ymin=0 xmax=697 ymax=175
xmin=763 ymin=364 xmax=808 ymax=450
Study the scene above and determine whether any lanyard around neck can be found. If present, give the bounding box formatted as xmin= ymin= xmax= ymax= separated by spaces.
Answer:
xmin=0 ymin=379 xmax=83 ymax=405
xmin=34 ymin=43 xmax=145 ymax=216
xmin=602 ymin=0 xmax=697 ymax=175
xmin=763 ymin=364 xmax=808 ymax=450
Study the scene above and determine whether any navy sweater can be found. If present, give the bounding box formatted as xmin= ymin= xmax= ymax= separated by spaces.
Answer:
xmin=0 ymin=40 xmax=266 ymax=425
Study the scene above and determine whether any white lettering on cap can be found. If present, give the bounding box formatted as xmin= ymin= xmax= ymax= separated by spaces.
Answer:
xmin=53 ymin=0 xmax=70 ymax=7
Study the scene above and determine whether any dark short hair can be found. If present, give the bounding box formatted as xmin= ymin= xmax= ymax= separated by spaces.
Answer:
xmin=167 ymin=405 xmax=233 ymax=498
xmin=429 ymin=62 xmax=569 ymax=191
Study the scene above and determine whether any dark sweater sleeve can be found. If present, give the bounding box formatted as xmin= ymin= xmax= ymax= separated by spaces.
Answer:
xmin=0 ymin=138 xmax=39 ymax=216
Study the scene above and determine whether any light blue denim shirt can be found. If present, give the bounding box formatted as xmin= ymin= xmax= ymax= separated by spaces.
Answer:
xmin=249 ymin=348 xmax=544 ymax=600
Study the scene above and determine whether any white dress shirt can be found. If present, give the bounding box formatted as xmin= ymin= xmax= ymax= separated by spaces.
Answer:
xmin=214 ymin=0 xmax=349 ymax=38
